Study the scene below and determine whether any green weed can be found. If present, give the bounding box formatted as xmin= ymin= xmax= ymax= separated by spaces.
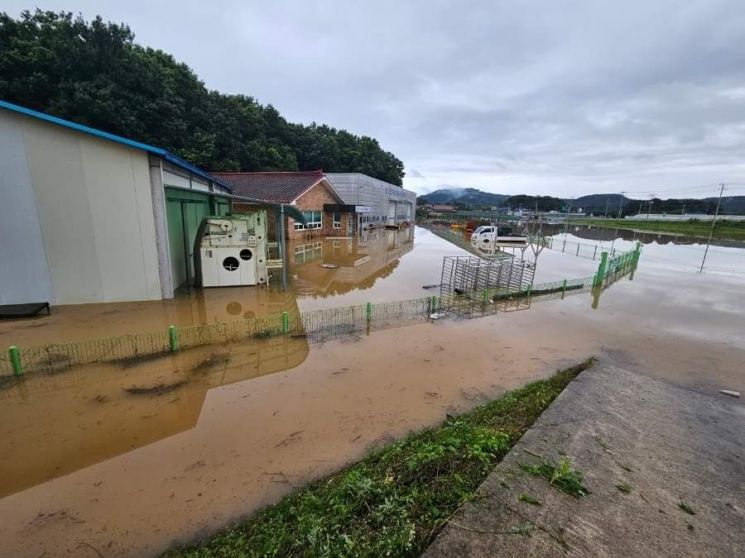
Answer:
xmin=616 ymin=482 xmax=633 ymax=494
xmin=678 ymin=502 xmax=696 ymax=515
xmin=518 ymin=493 xmax=542 ymax=506
xmin=164 ymin=358 xmax=594 ymax=557
xmin=520 ymin=457 xmax=590 ymax=499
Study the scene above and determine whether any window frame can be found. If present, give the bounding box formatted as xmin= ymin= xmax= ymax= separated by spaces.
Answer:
xmin=294 ymin=210 xmax=323 ymax=230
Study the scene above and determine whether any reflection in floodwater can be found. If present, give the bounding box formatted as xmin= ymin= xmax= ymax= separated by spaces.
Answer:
xmin=0 ymin=229 xmax=414 ymax=348
xmin=0 ymin=229 xmax=415 ymax=499
xmin=0 ymin=334 xmax=309 ymax=498
xmin=289 ymin=228 xmax=414 ymax=298
xmin=547 ymin=223 xmax=744 ymax=249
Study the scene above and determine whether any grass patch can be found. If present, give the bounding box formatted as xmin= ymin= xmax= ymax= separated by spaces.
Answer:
xmin=678 ymin=502 xmax=696 ymax=515
xmin=520 ymin=457 xmax=590 ymax=499
xmin=616 ymin=482 xmax=633 ymax=494
xmin=164 ymin=357 xmax=595 ymax=557
xmin=569 ymin=218 xmax=745 ymax=241
xmin=518 ymin=493 xmax=542 ymax=506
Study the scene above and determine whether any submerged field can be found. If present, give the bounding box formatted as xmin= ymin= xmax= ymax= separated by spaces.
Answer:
xmin=2 ymin=227 xmax=743 ymax=558
xmin=569 ymin=218 xmax=745 ymax=241
xmin=165 ymin=359 xmax=595 ymax=557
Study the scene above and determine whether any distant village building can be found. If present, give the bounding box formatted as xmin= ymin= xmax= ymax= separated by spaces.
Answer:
xmin=431 ymin=204 xmax=456 ymax=213
xmin=0 ymin=100 xmax=234 ymax=305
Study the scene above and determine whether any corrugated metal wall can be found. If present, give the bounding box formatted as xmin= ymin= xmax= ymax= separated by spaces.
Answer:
xmin=326 ymin=173 xmax=416 ymax=225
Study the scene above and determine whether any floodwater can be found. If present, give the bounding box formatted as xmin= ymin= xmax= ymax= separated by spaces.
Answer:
xmin=0 ymin=228 xmax=416 ymax=347
xmin=1 ymin=225 xmax=744 ymax=557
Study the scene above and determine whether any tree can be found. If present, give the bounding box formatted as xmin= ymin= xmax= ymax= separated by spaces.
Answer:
xmin=0 ymin=10 xmax=405 ymax=184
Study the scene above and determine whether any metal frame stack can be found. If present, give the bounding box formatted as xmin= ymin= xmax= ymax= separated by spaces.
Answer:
xmin=440 ymin=256 xmax=535 ymax=300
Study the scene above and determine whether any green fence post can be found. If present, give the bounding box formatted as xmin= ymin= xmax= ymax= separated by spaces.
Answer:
xmin=366 ymin=302 xmax=372 ymax=322
xmin=430 ymin=296 xmax=438 ymax=315
xmin=9 ymin=346 xmax=22 ymax=376
xmin=594 ymin=251 xmax=608 ymax=287
xmin=168 ymin=325 xmax=179 ymax=352
xmin=561 ymin=279 xmax=567 ymax=299
xmin=281 ymin=311 xmax=289 ymax=334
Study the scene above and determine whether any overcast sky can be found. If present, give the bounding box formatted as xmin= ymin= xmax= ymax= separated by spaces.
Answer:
xmin=7 ymin=1 xmax=745 ymax=198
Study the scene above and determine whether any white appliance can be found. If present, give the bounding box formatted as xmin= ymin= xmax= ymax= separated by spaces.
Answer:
xmin=197 ymin=213 xmax=268 ymax=287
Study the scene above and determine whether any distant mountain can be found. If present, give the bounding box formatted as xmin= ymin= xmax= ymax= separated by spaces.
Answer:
xmin=418 ymin=188 xmax=745 ymax=215
xmin=418 ymin=188 xmax=508 ymax=207
xmin=709 ymin=196 xmax=745 ymax=214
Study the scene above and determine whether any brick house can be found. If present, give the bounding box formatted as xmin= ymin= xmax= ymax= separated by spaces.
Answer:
xmin=213 ymin=171 xmax=351 ymax=240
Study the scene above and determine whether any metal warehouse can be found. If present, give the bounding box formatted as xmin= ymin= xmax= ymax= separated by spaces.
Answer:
xmin=325 ymin=173 xmax=416 ymax=229
xmin=0 ymin=100 xmax=233 ymax=306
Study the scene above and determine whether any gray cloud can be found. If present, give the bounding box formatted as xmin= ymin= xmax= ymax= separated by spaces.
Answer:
xmin=7 ymin=0 xmax=745 ymax=197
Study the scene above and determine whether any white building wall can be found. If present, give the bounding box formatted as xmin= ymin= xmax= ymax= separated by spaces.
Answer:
xmin=81 ymin=137 xmax=161 ymax=301
xmin=0 ymin=112 xmax=54 ymax=305
xmin=9 ymin=114 xmax=162 ymax=304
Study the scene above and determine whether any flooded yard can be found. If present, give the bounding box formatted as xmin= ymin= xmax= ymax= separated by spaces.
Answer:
xmin=1 ymin=225 xmax=743 ymax=557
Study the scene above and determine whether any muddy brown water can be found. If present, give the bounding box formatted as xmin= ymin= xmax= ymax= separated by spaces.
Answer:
xmin=0 ymin=226 xmax=743 ymax=557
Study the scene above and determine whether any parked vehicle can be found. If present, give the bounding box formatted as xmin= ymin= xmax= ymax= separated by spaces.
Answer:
xmin=470 ymin=225 xmax=528 ymax=249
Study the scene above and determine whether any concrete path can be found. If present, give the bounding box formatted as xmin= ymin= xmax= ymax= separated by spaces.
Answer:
xmin=425 ymin=364 xmax=745 ymax=557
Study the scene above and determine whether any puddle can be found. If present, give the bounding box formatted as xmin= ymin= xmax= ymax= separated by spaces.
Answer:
xmin=0 ymin=225 xmax=743 ymax=557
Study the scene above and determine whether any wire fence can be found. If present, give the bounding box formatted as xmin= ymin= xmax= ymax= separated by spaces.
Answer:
xmin=536 ymin=235 xmax=621 ymax=261
xmin=0 ymin=245 xmax=641 ymax=379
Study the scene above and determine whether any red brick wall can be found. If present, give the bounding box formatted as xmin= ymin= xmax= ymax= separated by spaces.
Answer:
xmin=232 ymin=180 xmax=345 ymax=240
xmin=288 ymin=180 xmax=340 ymax=240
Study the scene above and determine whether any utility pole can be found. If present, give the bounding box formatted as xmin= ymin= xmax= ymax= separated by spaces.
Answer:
xmin=647 ymin=193 xmax=655 ymax=220
xmin=563 ymin=199 xmax=572 ymax=233
xmin=610 ymin=192 xmax=627 ymax=253
xmin=699 ymin=183 xmax=725 ymax=273
xmin=604 ymin=198 xmax=609 ymax=218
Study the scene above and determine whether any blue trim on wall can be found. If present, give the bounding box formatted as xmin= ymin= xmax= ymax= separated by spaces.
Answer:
xmin=0 ymin=99 xmax=232 ymax=193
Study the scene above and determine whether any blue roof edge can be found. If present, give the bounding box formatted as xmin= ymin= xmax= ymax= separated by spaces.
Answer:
xmin=0 ymin=99 xmax=232 ymax=193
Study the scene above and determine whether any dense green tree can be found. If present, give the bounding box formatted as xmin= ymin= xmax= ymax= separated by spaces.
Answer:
xmin=503 ymin=195 xmax=564 ymax=212
xmin=0 ymin=10 xmax=405 ymax=184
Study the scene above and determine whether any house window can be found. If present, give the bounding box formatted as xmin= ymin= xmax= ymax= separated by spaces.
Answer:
xmin=294 ymin=210 xmax=323 ymax=230
xmin=333 ymin=211 xmax=341 ymax=229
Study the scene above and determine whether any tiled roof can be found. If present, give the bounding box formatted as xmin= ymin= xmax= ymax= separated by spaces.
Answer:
xmin=213 ymin=170 xmax=335 ymax=204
